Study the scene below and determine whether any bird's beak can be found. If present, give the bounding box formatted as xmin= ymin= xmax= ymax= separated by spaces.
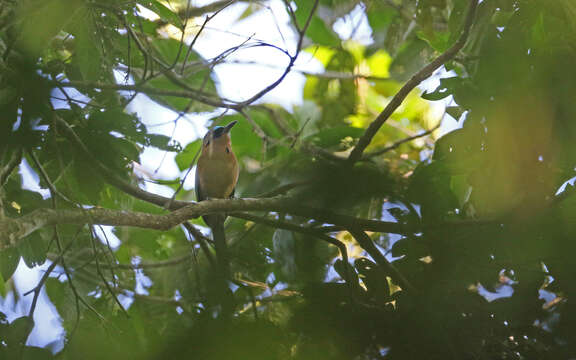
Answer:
xmin=224 ymin=121 xmax=237 ymax=133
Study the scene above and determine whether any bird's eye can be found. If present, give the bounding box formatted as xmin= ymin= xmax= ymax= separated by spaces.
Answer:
xmin=205 ymin=140 xmax=211 ymax=147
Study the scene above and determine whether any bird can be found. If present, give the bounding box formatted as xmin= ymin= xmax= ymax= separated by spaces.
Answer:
xmin=195 ymin=120 xmax=239 ymax=280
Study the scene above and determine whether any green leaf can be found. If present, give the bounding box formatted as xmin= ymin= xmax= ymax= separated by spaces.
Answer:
xmin=0 ymin=248 xmax=21 ymax=282
xmin=147 ymin=134 xmax=181 ymax=152
xmin=138 ymin=0 xmax=182 ymax=28
xmin=45 ymin=277 xmax=84 ymax=331
xmin=22 ymin=346 xmax=54 ymax=360
xmin=237 ymin=3 xmax=263 ymax=21
xmin=389 ymin=38 xmax=431 ymax=81
xmin=445 ymin=105 xmax=465 ymax=121
xmin=306 ymin=16 xmax=341 ymax=47
xmin=293 ymin=0 xmax=317 ymax=28
xmin=151 ymin=37 xmax=186 ymax=64
xmin=272 ymin=229 xmax=297 ymax=282
xmin=7 ymin=316 xmax=34 ymax=345
xmin=491 ymin=8 xmax=514 ymax=27
xmin=16 ymin=0 xmax=83 ymax=56
xmin=354 ymin=257 xmax=391 ymax=301
xmin=72 ymin=8 xmax=103 ymax=82
xmin=392 ymin=237 xmax=430 ymax=259
xmin=448 ymin=0 xmax=470 ymax=44
xmin=421 ymin=76 xmax=460 ymax=101
xmin=89 ymin=109 xmax=147 ymax=142
xmin=18 ymin=228 xmax=50 ymax=268
xmin=450 ymin=174 xmax=472 ymax=207
xmin=415 ymin=0 xmax=451 ymax=52
xmin=417 ymin=29 xmax=450 ymax=52
xmin=125 ymin=12 xmax=160 ymax=36
xmin=366 ymin=6 xmax=398 ymax=32
xmin=307 ymin=49 xmax=358 ymax=127
xmin=71 ymin=158 xmax=107 ymax=204
xmin=407 ymin=161 xmax=458 ymax=216
xmin=305 ymin=126 xmax=364 ymax=148
xmin=0 ymin=271 xmax=5 ymax=297
xmin=333 ymin=259 xmax=359 ymax=284
xmin=175 ymin=139 xmax=202 ymax=171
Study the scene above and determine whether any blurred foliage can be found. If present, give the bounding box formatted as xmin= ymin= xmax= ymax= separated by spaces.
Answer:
xmin=1 ymin=0 xmax=576 ymax=359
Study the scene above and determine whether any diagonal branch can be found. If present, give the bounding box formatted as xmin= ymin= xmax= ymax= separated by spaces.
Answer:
xmin=346 ymin=0 xmax=479 ymax=164
xmin=0 ymin=148 xmax=22 ymax=187
xmin=348 ymin=228 xmax=416 ymax=293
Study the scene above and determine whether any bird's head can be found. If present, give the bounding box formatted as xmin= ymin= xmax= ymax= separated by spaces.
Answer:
xmin=202 ymin=121 xmax=237 ymax=155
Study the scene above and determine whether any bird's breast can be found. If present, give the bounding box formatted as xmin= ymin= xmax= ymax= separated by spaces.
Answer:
xmin=197 ymin=151 xmax=239 ymax=199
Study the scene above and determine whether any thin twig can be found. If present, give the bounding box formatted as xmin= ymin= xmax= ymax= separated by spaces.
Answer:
xmin=258 ymin=180 xmax=312 ymax=198
xmin=238 ymin=109 xmax=268 ymax=141
xmin=56 ymin=80 xmax=233 ymax=109
xmin=25 ymin=251 xmax=60 ymax=317
xmin=183 ymin=221 xmax=217 ymax=269
xmin=235 ymin=0 xmax=320 ymax=108
xmin=25 ymin=238 xmax=76 ymax=318
xmin=88 ymin=226 xmax=130 ymax=317
xmin=28 ymin=150 xmax=74 ymax=204
xmin=180 ymin=0 xmax=235 ymax=74
xmin=362 ymin=122 xmax=441 ymax=159
xmin=99 ymin=253 xmax=192 ymax=270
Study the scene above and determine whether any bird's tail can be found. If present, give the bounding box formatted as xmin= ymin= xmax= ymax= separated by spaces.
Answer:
xmin=210 ymin=216 xmax=230 ymax=279
xmin=206 ymin=214 xmax=234 ymax=316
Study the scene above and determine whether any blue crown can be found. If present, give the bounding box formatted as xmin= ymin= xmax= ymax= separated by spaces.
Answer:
xmin=212 ymin=126 xmax=225 ymax=138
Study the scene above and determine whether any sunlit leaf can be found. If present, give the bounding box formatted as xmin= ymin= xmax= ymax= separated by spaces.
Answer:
xmin=138 ymin=0 xmax=182 ymax=28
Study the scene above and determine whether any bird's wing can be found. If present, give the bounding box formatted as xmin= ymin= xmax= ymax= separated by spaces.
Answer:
xmin=195 ymin=166 xmax=205 ymax=202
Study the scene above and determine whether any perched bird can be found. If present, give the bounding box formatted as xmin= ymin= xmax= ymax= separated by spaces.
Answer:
xmin=195 ymin=121 xmax=239 ymax=279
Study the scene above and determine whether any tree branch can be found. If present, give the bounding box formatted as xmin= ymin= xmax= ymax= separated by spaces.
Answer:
xmin=0 ymin=148 xmax=22 ymax=187
xmin=346 ymin=0 xmax=479 ymax=164
xmin=56 ymin=80 xmax=236 ymax=109
xmin=235 ymin=0 xmax=320 ymax=107
xmin=0 ymin=196 xmax=413 ymax=249
xmin=362 ymin=122 xmax=440 ymax=159
xmin=348 ymin=228 xmax=416 ymax=293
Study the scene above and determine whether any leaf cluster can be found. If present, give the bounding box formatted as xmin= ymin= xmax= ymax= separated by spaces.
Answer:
xmin=1 ymin=0 xmax=576 ymax=359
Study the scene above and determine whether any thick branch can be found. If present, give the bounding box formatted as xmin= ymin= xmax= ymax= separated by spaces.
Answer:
xmin=0 ymin=197 xmax=412 ymax=249
xmin=346 ymin=0 xmax=479 ymax=164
